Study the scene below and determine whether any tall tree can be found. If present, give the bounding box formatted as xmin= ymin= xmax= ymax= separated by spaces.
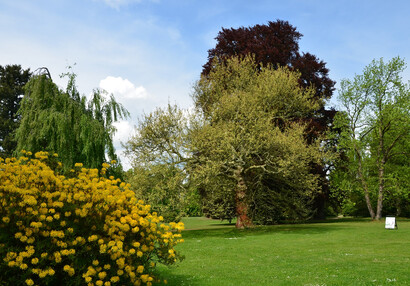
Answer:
xmin=201 ymin=20 xmax=337 ymax=219
xmin=0 ymin=65 xmax=31 ymax=158
xmin=192 ymin=56 xmax=328 ymax=228
xmin=15 ymin=68 xmax=129 ymax=169
xmin=124 ymin=104 xmax=195 ymax=221
xmin=334 ymin=57 xmax=410 ymax=220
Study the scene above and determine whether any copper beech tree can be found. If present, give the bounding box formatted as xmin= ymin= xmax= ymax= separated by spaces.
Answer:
xmin=201 ymin=20 xmax=335 ymax=101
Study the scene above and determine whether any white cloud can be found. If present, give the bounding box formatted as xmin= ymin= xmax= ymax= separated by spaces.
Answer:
xmin=113 ymin=120 xmax=135 ymax=144
xmin=99 ymin=76 xmax=148 ymax=99
xmin=112 ymin=120 xmax=135 ymax=171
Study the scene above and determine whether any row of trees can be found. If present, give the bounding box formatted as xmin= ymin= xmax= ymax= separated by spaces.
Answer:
xmin=124 ymin=20 xmax=338 ymax=227
xmin=125 ymin=57 xmax=331 ymax=227
xmin=124 ymin=21 xmax=409 ymax=227
xmin=1 ymin=20 xmax=409 ymax=226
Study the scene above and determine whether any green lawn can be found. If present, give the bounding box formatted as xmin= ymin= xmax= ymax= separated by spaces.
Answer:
xmin=156 ymin=217 xmax=410 ymax=285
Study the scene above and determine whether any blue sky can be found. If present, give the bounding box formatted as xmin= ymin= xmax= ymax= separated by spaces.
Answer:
xmin=1 ymin=0 xmax=410 ymax=168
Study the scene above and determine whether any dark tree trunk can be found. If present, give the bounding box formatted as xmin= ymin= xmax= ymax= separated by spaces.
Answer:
xmin=375 ymin=158 xmax=385 ymax=220
xmin=234 ymin=166 xmax=253 ymax=229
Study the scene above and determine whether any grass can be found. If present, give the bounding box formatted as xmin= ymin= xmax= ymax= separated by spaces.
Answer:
xmin=156 ymin=217 xmax=410 ymax=285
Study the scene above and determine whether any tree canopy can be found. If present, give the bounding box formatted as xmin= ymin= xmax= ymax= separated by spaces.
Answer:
xmin=200 ymin=21 xmax=337 ymax=219
xmin=15 ymin=68 xmax=129 ymax=169
xmin=0 ymin=65 xmax=31 ymax=158
xmin=202 ymin=20 xmax=335 ymax=101
xmin=332 ymin=57 xmax=410 ymax=219
xmin=124 ymin=104 xmax=195 ymax=221
xmin=192 ymin=56 xmax=328 ymax=227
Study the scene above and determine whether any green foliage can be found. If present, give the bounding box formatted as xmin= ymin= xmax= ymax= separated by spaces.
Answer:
xmin=331 ymin=57 xmax=410 ymax=219
xmin=124 ymin=56 xmax=332 ymax=227
xmin=191 ymin=56 xmax=329 ymax=226
xmin=124 ymin=104 xmax=196 ymax=222
xmin=125 ymin=104 xmax=189 ymax=166
xmin=0 ymin=65 xmax=31 ymax=158
xmin=15 ymin=68 xmax=129 ymax=170
xmin=0 ymin=152 xmax=184 ymax=286
xmin=125 ymin=164 xmax=191 ymax=222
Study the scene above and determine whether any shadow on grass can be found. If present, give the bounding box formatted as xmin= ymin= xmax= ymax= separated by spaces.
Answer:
xmin=154 ymin=265 xmax=202 ymax=286
xmin=307 ymin=217 xmax=372 ymax=224
xmin=181 ymin=222 xmax=347 ymax=240
xmin=179 ymin=216 xmax=404 ymax=240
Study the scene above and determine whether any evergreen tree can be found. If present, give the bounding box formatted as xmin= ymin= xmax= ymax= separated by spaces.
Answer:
xmin=0 ymin=65 xmax=31 ymax=158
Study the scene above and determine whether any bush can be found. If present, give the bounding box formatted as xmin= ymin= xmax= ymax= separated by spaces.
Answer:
xmin=0 ymin=152 xmax=184 ymax=286
xmin=125 ymin=165 xmax=190 ymax=223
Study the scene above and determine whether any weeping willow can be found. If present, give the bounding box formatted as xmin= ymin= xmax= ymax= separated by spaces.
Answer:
xmin=15 ymin=68 xmax=129 ymax=169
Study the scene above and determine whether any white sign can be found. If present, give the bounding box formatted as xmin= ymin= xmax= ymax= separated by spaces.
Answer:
xmin=385 ymin=217 xmax=397 ymax=229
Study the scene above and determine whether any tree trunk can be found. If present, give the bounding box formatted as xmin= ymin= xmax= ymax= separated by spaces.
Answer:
xmin=355 ymin=148 xmax=375 ymax=219
xmin=375 ymin=123 xmax=385 ymax=221
xmin=234 ymin=166 xmax=253 ymax=229
xmin=375 ymin=158 xmax=385 ymax=220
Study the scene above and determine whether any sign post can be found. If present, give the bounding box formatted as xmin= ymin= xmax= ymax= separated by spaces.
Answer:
xmin=385 ymin=216 xmax=398 ymax=230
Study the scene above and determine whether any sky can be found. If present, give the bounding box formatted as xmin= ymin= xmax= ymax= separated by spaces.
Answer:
xmin=1 ymin=0 xmax=410 ymax=169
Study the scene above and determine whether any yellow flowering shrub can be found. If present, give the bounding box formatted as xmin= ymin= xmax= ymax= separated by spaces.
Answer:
xmin=0 ymin=152 xmax=184 ymax=286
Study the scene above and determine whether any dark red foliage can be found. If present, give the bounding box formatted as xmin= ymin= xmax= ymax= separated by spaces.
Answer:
xmin=202 ymin=20 xmax=335 ymax=100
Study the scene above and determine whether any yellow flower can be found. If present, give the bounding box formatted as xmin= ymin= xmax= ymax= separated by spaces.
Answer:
xmin=0 ymin=153 xmax=184 ymax=286
xmin=25 ymin=279 xmax=34 ymax=286
xmin=63 ymin=265 xmax=75 ymax=276
xmin=137 ymin=265 xmax=144 ymax=273
xmin=140 ymin=274 xmax=149 ymax=283
xmin=98 ymin=271 xmax=107 ymax=279
xmin=20 ymin=263 xmax=28 ymax=270
xmin=110 ymin=276 xmax=120 ymax=283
